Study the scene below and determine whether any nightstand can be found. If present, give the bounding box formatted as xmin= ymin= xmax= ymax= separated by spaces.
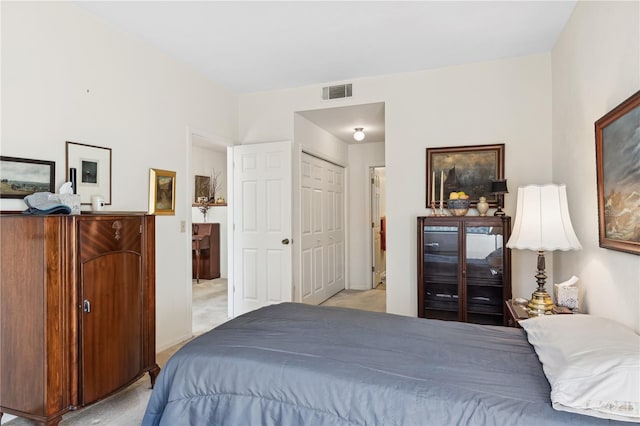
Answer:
xmin=505 ymin=299 xmax=531 ymax=327
xmin=505 ymin=299 xmax=576 ymax=327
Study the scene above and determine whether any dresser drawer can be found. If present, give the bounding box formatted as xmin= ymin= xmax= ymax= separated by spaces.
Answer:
xmin=78 ymin=217 xmax=142 ymax=261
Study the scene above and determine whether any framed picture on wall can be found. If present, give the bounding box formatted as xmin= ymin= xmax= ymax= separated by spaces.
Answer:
xmin=195 ymin=175 xmax=210 ymax=203
xmin=149 ymin=168 xmax=176 ymax=215
xmin=595 ymin=90 xmax=640 ymax=255
xmin=66 ymin=141 xmax=112 ymax=205
xmin=426 ymin=143 xmax=505 ymax=208
xmin=0 ymin=156 xmax=55 ymax=198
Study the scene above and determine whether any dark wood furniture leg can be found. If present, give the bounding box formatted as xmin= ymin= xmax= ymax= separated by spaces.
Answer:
xmin=148 ymin=364 xmax=161 ymax=388
xmin=191 ymin=236 xmax=202 ymax=283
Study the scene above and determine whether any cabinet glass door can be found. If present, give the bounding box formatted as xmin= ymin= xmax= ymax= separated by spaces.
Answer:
xmin=465 ymin=225 xmax=504 ymax=325
xmin=422 ymin=225 xmax=459 ymax=320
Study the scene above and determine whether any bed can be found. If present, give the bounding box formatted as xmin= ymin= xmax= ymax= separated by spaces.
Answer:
xmin=143 ymin=303 xmax=638 ymax=425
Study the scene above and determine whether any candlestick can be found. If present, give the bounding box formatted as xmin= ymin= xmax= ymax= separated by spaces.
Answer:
xmin=431 ymin=172 xmax=435 ymax=203
xmin=440 ymin=170 xmax=444 ymax=207
xmin=70 ymin=168 xmax=77 ymax=194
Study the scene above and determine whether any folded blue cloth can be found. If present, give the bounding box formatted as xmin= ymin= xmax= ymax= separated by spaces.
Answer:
xmin=23 ymin=192 xmax=71 ymax=215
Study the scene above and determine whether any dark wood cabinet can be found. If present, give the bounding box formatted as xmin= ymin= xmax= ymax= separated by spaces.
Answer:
xmin=0 ymin=213 xmax=159 ymax=425
xmin=417 ymin=215 xmax=512 ymax=326
xmin=191 ymin=223 xmax=220 ymax=280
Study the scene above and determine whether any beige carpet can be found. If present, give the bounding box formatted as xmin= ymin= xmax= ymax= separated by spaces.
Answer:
xmin=320 ymin=284 xmax=386 ymax=312
xmin=4 ymin=282 xmax=385 ymax=425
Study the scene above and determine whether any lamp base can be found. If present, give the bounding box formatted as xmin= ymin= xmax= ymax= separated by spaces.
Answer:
xmin=526 ymin=289 xmax=555 ymax=316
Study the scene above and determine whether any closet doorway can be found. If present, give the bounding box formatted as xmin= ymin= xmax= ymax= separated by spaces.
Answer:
xmin=300 ymin=152 xmax=346 ymax=305
xmin=370 ymin=166 xmax=386 ymax=289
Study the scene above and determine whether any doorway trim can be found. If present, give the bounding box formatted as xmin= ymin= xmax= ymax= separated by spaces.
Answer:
xmin=367 ymin=163 xmax=386 ymax=289
xmin=186 ymin=126 xmax=234 ymax=330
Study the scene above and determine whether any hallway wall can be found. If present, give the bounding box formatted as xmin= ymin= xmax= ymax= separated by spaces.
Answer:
xmin=348 ymin=142 xmax=385 ymax=290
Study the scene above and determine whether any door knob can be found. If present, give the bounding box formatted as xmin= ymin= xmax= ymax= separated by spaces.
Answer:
xmin=282 ymin=238 xmax=290 ymax=245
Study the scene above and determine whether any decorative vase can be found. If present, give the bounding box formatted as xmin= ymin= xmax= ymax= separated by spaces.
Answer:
xmin=477 ymin=196 xmax=489 ymax=216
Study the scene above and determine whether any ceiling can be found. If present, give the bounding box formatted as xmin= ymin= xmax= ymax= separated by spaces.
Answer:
xmin=298 ymin=102 xmax=385 ymax=144
xmin=75 ymin=1 xmax=576 ymax=145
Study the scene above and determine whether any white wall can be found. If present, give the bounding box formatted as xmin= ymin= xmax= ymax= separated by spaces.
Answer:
xmin=347 ymin=142 xmax=385 ymax=290
xmin=551 ymin=1 xmax=640 ymax=332
xmin=1 ymin=2 xmax=237 ymax=353
xmin=240 ymin=54 xmax=553 ymax=317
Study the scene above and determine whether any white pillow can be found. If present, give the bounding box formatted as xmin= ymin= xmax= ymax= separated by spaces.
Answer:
xmin=520 ymin=314 xmax=640 ymax=423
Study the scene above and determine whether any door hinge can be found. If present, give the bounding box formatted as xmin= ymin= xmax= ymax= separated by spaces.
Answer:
xmin=372 ymin=266 xmax=375 ymax=272
xmin=371 ymin=222 xmax=375 ymax=228
xmin=140 ymin=225 xmax=143 ymax=234
xmin=371 ymin=178 xmax=374 ymax=184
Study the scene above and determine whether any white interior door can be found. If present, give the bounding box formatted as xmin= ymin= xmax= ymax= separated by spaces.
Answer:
xmin=232 ymin=141 xmax=292 ymax=316
xmin=301 ymin=153 xmax=345 ymax=305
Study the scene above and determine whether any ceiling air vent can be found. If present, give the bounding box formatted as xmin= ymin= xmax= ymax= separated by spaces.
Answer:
xmin=322 ymin=83 xmax=352 ymax=100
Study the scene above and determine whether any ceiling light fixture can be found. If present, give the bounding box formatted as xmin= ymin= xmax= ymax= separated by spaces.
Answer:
xmin=353 ymin=128 xmax=365 ymax=141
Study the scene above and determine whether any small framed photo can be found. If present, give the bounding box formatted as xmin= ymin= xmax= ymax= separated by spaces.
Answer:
xmin=595 ymin=90 xmax=640 ymax=255
xmin=149 ymin=168 xmax=176 ymax=215
xmin=66 ymin=141 xmax=112 ymax=205
xmin=0 ymin=156 xmax=55 ymax=198
xmin=194 ymin=175 xmax=210 ymax=202
xmin=426 ymin=143 xmax=505 ymax=207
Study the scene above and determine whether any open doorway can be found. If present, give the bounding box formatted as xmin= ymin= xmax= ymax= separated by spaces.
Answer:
xmin=190 ymin=134 xmax=230 ymax=336
xmin=370 ymin=166 xmax=386 ymax=289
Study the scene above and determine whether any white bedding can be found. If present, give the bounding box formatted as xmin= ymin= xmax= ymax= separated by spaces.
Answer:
xmin=521 ymin=314 xmax=640 ymax=423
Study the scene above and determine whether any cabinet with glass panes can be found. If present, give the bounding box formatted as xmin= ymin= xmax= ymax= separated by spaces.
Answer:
xmin=417 ymin=216 xmax=512 ymax=325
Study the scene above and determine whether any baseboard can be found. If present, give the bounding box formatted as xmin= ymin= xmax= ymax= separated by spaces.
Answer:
xmin=156 ymin=332 xmax=193 ymax=353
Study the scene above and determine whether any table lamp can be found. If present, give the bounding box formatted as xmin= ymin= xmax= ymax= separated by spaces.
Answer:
xmin=506 ymin=184 xmax=582 ymax=315
xmin=491 ymin=179 xmax=508 ymax=216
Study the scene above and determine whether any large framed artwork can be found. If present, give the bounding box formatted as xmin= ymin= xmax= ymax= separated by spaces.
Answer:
xmin=66 ymin=141 xmax=112 ymax=205
xmin=426 ymin=144 xmax=505 ymax=208
xmin=595 ymin=90 xmax=640 ymax=255
xmin=149 ymin=168 xmax=176 ymax=215
xmin=0 ymin=156 xmax=55 ymax=198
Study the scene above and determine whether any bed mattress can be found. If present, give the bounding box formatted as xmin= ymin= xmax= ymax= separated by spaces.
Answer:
xmin=143 ymin=303 xmax=625 ymax=425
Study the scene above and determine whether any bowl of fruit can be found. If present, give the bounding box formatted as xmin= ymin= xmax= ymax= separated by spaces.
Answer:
xmin=447 ymin=191 xmax=470 ymax=216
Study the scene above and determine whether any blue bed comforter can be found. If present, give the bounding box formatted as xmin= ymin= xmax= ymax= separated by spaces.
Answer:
xmin=143 ymin=303 xmax=625 ymax=425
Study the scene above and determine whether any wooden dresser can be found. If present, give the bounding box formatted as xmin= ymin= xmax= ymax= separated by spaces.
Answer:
xmin=0 ymin=213 xmax=159 ymax=426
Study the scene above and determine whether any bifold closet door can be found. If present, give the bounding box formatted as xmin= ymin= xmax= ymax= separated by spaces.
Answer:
xmin=301 ymin=153 xmax=345 ymax=305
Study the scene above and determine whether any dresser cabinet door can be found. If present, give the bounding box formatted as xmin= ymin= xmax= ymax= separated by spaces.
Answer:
xmin=78 ymin=217 xmax=143 ymax=405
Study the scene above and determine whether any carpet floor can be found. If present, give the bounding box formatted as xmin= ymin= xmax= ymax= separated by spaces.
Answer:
xmin=3 ymin=281 xmax=385 ymax=425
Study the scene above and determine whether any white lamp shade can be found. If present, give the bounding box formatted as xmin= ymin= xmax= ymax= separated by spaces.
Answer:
xmin=506 ymin=184 xmax=582 ymax=251
xmin=353 ymin=128 xmax=365 ymax=141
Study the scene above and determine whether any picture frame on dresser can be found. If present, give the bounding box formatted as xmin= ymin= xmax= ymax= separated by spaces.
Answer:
xmin=595 ymin=90 xmax=640 ymax=255
xmin=426 ymin=144 xmax=504 ymax=208
xmin=149 ymin=168 xmax=176 ymax=215
xmin=0 ymin=156 xmax=55 ymax=198
xmin=65 ymin=141 xmax=112 ymax=205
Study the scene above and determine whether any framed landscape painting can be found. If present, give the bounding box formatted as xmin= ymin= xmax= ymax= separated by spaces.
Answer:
xmin=595 ymin=90 xmax=640 ymax=255
xmin=426 ymin=144 xmax=505 ymax=208
xmin=0 ymin=156 xmax=55 ymax=198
